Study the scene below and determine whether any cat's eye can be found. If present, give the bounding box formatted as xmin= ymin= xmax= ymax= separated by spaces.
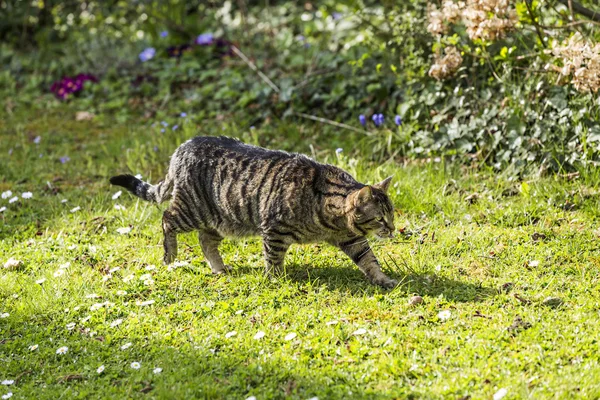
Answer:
xmin=377 ymin=217 xmax=384 ymax=222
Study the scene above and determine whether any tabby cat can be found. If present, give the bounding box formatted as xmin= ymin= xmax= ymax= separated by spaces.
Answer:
xmin=110 ymin=136 xmax=397 ymax=288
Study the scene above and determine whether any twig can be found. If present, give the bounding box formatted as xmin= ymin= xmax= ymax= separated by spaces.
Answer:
xmin=556 ymin=0 xmax=600 ymax=22
xmin=293 ymin=112 xmax=372 ymax=135
xmin=230 ymin=46 xmax=280 ymax=93
xmin=525 ymin=0 xmax=548 ymax=48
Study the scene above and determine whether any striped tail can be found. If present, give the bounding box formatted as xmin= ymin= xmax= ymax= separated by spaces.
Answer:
xmin=109 ymin=174 xmax=173 ymax=204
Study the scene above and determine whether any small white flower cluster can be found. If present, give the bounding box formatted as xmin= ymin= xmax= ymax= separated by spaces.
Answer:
xmin=429 ymin=46 xmax=463 ymax=80
xmin=547 ymin=33 xmax=600 ymax=93
xmin=428 ymin=0 xmax=518 ymax=41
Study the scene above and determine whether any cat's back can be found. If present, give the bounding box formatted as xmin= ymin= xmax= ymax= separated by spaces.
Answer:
xmin=177 ymin=135 xmax=293 ymax=162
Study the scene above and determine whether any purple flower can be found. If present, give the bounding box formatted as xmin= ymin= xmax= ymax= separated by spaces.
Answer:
xmin=372 ymin=114 xmax=384 ymax=127
xmin=160 ymin=31 xmax=168 ymax=38
xmin=359 ymin=115 xmax=366 ymax=126
xmin=172 ymin=125 xmax=179 ymax=131
xmin=160 ymin=128 xmax=165 ymax=133
xmin=59 ymin=156 xmax=70 ymax=164
xmin=296 ymin=35 xmax=306 ymax=42
xmin=332 ymin=12 xmax=343 ymax=20
xmin=167 ymin=44 xmax=192 ymax=58
xmin=139 ymin=47 xmax=156 ymax=62
xmin=153 ymin=146 xmax=159 ymax=152
xmin=196 ymin=33 xmax=214 ymax=46
xmin=180 ymin=112 xmax=187 ymax=118
xmin=394 ymin=115 xmax=402 ymax=126
xmin=33 ymin=136 xmax=41 ymax=144
xmin=161 ymin=121 xmax=168 ymax=127
xmin=336 ymin=148 xmax=343 ymax=155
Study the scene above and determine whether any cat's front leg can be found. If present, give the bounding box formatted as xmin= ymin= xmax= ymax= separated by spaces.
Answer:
xmin=262 ymin=235 xmax=290 ymax=275
xmin=335 ymin=237 xmax=397 ymax=289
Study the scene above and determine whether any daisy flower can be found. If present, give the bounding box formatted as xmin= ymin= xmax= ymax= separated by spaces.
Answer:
xmin=0 ymin=207 xmax=6 ymax=213
xmin=35 ymin=278 xmax=46 ymax=284
xmin=130 ymin=361 xmax=141 ymax=369
xmin=29 ymin=344 xmax=39 ymax=351
xmin=1 ymin=313 xmax=10 ymax=318
xmin=110 ymin=319 xmax=123 ymax=327
xmin=97 ymin=365 xmax=105 ymax=374
xmin=56 ymin=346 xmax=68 ymax=354
xmin=21 ymin=192 xmax=33 ymax=199
xmin=253 ymin=331 xmax=266 ymax=340
xmin=116 ymin=290 xmax=128 ymax=296
xmin=1 ymin=393 xmax=13 ymax=399
xmin=3 ymin=258 xmax=21 ymax=270
xmin=1 ymin=190 xmax=12 ymax=199
xmin=66 ymin=322 xmax=76 ymax=330
xmin=153 ymin=367 xmax=162 ymax=374
xmin=1 ymin=380 xmax=14 ymax=386
xmin=284 ymin=332 xmax=297 ymax=341
xmin=70 ymin=206 xmax=81 ymax=213
xmin=136 ymin=300 xmax=155 ymax=306
xmin=352 ymin=328 xmax=367 ymax=336
xmin=225 ymin=331 xmax=237 ymax=338
xmin=438 ymin=310 xmax=452 ymax=321
xmin=121 ymin=342 xmax=132 ymax=350
xmin=8 ymin=197 xmax=18 ymax=204
xmin=116 ymin=227 xmax=131 ymax=235
xmin=53 ymin=269 xmax=65 ymax=277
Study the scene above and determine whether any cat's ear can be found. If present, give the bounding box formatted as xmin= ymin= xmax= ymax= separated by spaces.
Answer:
xmin=373 ymin=176 xmax=393 ymax=193
xmin=354 ymin=186 xmax=373 ymax=206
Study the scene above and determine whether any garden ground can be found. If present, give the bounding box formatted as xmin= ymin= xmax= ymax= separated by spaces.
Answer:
xmin=1 ymin=108 xmax=600 ymax=399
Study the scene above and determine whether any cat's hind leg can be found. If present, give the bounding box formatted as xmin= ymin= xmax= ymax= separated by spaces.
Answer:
xmin=199 ymin=230 xmax=231 ymax=274
xmin=262 ymin=235 xmax=290 ymax=275
xmin=162 ymin=210 xmax=179 ymax=264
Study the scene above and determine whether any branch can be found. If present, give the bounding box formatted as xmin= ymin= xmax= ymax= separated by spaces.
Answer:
xmin=230 ymin=46 xmax=280 ymax=93
xmin=556 ymin=0 xmax=600 ymax=22
xmin=525 ymin=0 xmax=547 ymax=48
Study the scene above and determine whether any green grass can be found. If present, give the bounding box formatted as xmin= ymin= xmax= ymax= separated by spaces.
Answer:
xmin=2 ymin=108 xmax=600 ymax=399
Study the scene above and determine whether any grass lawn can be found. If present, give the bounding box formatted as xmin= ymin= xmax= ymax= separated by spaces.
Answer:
xmin=1 ymin=108 xmax=600 ymax=399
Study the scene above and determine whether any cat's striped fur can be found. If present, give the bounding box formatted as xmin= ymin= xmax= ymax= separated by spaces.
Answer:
xmin=110 ymin=136 xmax=397 ymax=288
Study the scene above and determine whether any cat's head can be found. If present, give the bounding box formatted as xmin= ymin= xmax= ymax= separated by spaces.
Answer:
xmin=346 ymin=176 xmax=395 ymax=238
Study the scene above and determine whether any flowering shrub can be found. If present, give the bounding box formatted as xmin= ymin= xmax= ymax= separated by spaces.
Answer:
xmin=50 ymin=74 xmax=97 ymax=100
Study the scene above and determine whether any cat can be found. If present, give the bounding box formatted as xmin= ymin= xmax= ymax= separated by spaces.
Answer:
xmin=110 ymin=136 xmax=397 ymax=288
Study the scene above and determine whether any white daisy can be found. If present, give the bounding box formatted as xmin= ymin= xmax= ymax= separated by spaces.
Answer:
xmin=110 ymin=319 xmax=123 ymax=327
xmin=3 ymin=258 xmax=21 ymax=270
xmin=493 ymin=388 xmax=508 ymax=400
xmin=253 ymin=331 xmax=266 ymax=340
xmin=325 ymin=320 xmax=338 ymax=326
xmin=120 ymin=342 xmax=132 ymax=350
xmin=61 ymin=199 xmax=68 ymax=203
xmin=56 ymin=346 xmax=68 ymax=354
xmin=88 ymin=245 xmax=97 ymax=253
xmin=438 ymin=310 xmax=452 ymax=321
xmin=8 ymin=196 xmax=18 ymax=204
xmin=66 ymin=322 xmax=76 ymax=330
xmin=90 ymin=303 xmax=104 ymax=311
xmin=142 ymin=279 xmax=154 ymax=286
xmin=130 ymin=361 xmax=141 ymax=369
xmin=109 ymin=267 xmax=120 ymax=273
xmin=114 ymin=204 xmax=126 ymax=211
xmin=86 ymin=293 xmax=101 ymax=299
xmin=235 ymin=309 xmax=244 ymax=315
xmin=21 ymin=192 xmax=33 ymax=199
xmin=153 ymin=367 xmax=162 ymax=374
xmin=116 ymin=227 xmax=131 ymax=235
xmin=284 ymin=332 xmax=297 ymax=341
xmin=1 ymin=380 xmax=14 ymax=386
xmin=53 ymin=269 xmax=65 ymax=277
xmin=29 ymin=344 xmax=39 ymax=351
xmin=70 ymin=206 xmax=81 ymax=213
xmin=0 ymin=206 xmax=6 ymax=213
xmin=35 ymin=278 xmax=46 ymax=284
xmin=225 ymin=331 xmax=237 ymax=338
xmin=1 ymin=190 xmax=12 ymax=199
xmin=528 ymin=260 xmax=540 ymax=267
xmin=140 ymin=273 xmax=152 ymax=281
xmin=136 ymin=300 xmax=155 ymax=306
xmin=0 ymin=313 xmax=9 ymax=319
xmin=97 ymin=365 xmax=105 ymax=374
xmin=2 ymin=392 xmax=13 ymax=399
xmin=144 ymin=265 xmax=156 ymax=271
xmin=102 ymin=275 xmax=112 ymax=282
xmin=246 ymin=396 xmax=257 ymax=400
xmin=112 ymin=191 xmax=122 ymax=200
xmin=116 ymin=290 xmax=128 ymax=296
xmin=123 ymin=274 xmax=135 ymax=283
xmin=352 ymin=328 xmax=367 ymax=336
xmin=59 ymin=262 xmax=71 ymax=269
xmin=81 ymin=316 xmax=91 ymax=323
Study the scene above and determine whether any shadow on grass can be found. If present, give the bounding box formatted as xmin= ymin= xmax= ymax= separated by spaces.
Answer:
xmin=230 ymin=262 xmax=496 ymax=303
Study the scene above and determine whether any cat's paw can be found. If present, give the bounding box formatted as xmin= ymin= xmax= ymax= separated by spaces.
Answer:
xmin=373 ymin=276 xmax=397 ymax=289
xmin=212 ymin=264 xmax=233 ymax=274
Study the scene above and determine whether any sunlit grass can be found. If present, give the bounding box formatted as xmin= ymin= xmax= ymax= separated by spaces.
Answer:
xmin=1 ymin=108 xmax=600 ymax=399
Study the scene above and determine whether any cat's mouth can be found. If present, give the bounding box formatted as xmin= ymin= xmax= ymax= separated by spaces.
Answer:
xmin=375 ymin=230 xmax=394 ymax=239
